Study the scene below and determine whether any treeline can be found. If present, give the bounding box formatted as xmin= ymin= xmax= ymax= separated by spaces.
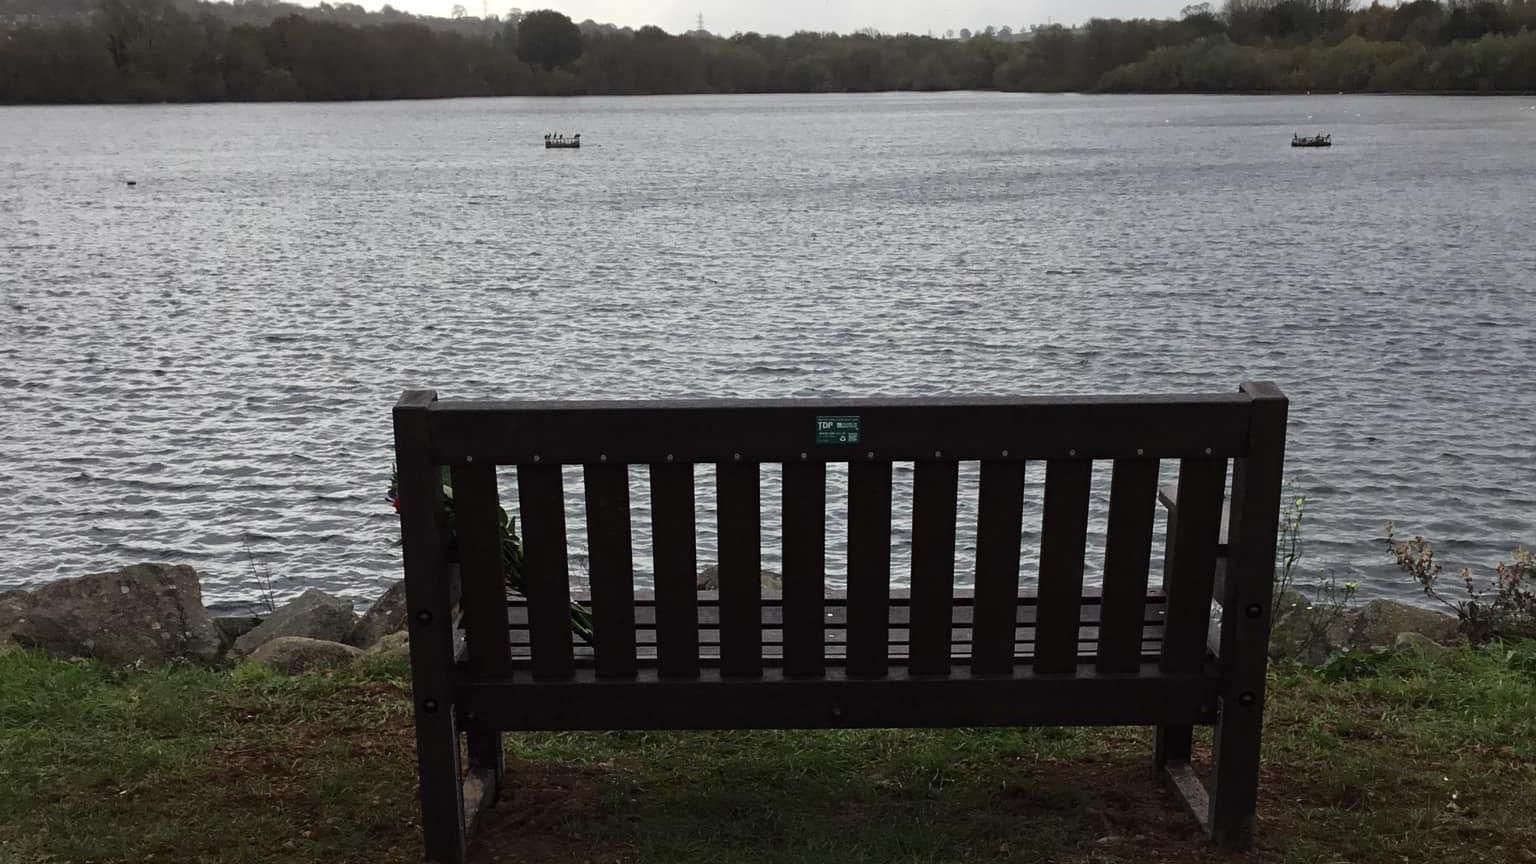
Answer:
xmin=1101 ymin=30 xmax=1536 ymax=92
xmin=3 ymin=0 xmax=1536 ymax=104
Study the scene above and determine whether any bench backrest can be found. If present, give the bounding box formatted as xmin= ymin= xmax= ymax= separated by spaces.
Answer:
xmin=394 ymin=383 xmax=1288 ymax=687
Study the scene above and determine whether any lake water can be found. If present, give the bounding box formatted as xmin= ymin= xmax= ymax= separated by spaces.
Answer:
xmin=2 ymin=93 xmax=1533 ymax=611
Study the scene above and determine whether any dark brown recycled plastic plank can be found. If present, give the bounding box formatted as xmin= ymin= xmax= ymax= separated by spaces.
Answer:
xmin=1097 ymin=458 xmax=1160 ymax=674
xmin=450 ymin=463 xmax=513 ymax=679
xmin=393 ymin=391 xmax=467 ymax=863
xmin=971 ymin=460 xmax=1027 ymax=675
xmin=781 ymin=461 xmax=826 ymax=678
xmin=1159 ymin=456 xmax=1228 ymax=676
xmin=455 ymin=663 xmax=1218 ymax=731
xmin=846 ymin=459 xmax=894 ymax=678
xmin=1209 ymin=382 xmax=1288 ymax=850
xmin=908 ymin=459 xmax=959 ymax=676
xmin=507 ymin=593 xmax=1168 ymax=624
xmin=426 ymin=395 xmax=1254 ymax=465
xmin=1034 ymin=458 xmax=1093 ymax=674
xmin=717 ymin=460 xmax=762 ymax=678
xmin=583 ymin=462 xmax=637 ymax=679
xmin=516 ymin=463 xmax=575 ymax=681
xmin=649 ymin=462 xmax=699 ymax=678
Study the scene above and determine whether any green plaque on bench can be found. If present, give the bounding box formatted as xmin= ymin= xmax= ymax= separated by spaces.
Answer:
xmin=815 ymin=415 xmax=860 ymax=445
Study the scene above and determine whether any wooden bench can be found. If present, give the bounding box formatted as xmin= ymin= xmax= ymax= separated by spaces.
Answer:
xmin=393 ymin=382 xmax=1288 ymax=862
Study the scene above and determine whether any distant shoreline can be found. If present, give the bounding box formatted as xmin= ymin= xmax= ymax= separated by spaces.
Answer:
xmin=6 ymin=3 xmax=1535 ymax=107
xmin=4 ymin=89 xmax=1535 ymax=109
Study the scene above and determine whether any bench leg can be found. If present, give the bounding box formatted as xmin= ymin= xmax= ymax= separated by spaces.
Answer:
xmin=1207 ymin=696 xmax=1263 ymax=849
xmin=1153 ymin=724 xmax=1192 ymax=775
xmin=415 ymin=702 xmax=467 ymax=864
xmin=464 ymin=725 xmax=505 ymax=836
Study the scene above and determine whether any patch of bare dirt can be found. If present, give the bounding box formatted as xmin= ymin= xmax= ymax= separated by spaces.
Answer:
xmin=469 ymin=761 xmax=628 ymax=864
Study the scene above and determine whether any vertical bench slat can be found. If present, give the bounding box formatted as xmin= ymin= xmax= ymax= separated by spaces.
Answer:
xmin=1096 ymin=458 xmax=1160 ymax=674
xmin=972 ymin=460 xmax=1026 ymax=675
xmin=583 ymin=463 xmax=637 ymax=679
xmin=717 ymin=461 xmax=762 ymax=678
xmin=1034 ymin=458 xmax=1093 ymax=674
xmin=909 ymin=459 xmax=959 ymax=676
xmin=847 ymin=459 xmax=893 ymax=678
xmin=450 ymin=463 xmax=513 ymax=678
xmin=649 ymin=462 xmax=699 ymax=679
xmin=1159 ymin=456 xmax=1229 ymax=676
xmin=782 ymin=461 xmax=826 ymax=678
xmin=449 ymin=463 xmax=510 ymax=796
xmin=516 ymin=463 xmax=575 ymax=682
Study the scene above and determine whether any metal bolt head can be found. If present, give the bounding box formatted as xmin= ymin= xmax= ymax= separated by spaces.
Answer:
xmin=532 ymin=453 xmax=541 ymax=463
xmin=666 ymin=454 xmax=674 ymax=462
xmin=1204 ymin=447 xmax=1213 ymax=456
xmin=867 ymin=451 xmax=875 ymax=460
xmin=1136 ymin=448 xmax=1145 ymax=456
xmin=733 ymin=452 xmax=742 ymax=462
xmin=1238 ymin=692 xmax=1256 ymax=707
xmin=1068 ymin=449 xmax=1077 ymax=457
xmin=1001 ymin=449 xmax=1009 ymax=458
xmin=465 ymin=454 xmax=474 ymax=463
xmin=416 ymin=610 xmax=432 ymax=623
xmin=800 ymin=452 xmax=808 ymax=460
xmin=599 ymin=454 xmax=607 ymax=463
xmin=934 ymin=450 xmax=942 ymax=459
xmin=423 ymin=699 xmax=439 ymax=713
xmin=1246 ymin=603 xmax=1263 ymax=619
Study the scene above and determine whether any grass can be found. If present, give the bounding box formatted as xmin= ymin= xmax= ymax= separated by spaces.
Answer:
xmin=1 ymin=645 xmax=1535 ymax=864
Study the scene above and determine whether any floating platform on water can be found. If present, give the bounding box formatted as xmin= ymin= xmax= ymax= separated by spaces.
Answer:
xmin=545 ymin=133 xmax=581 ymax=149
xmin=1291 ymin=133 xmax=1331 ymax=148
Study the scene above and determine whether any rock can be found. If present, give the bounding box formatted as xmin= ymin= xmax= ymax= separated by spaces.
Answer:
xmin=1268 ymin=590 xmax=1349 ymax=666
xmin=1394 ymin=631 xmax=1453 ymax=660
xmin=363 ymin=630 xmax=410 ymax=661
xmin=234 ymin=589 xmax=356 ymax=656
xmin=248 ymin=636 xmax=362 ymax=675
xmin=1347 ymin=599 xmax=1459 ymax=650
xmin=0 ymin=564 xmax=223 ymax=665
xmin=349 ymin=580 xmax=408 ymax=648
xmin=212 ymin=615 xmax=264 ymax=647
xmin=697 ymin=565 xmax=782 ymax=592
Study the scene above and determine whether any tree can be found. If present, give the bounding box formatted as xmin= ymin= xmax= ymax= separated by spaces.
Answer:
xmin=450 ymin=4 xmax=465 ymax=18
xmin=959 ymin=27 xmax=972 ymax=39
xmin=516 ymin=8 xmax=581 ymax=70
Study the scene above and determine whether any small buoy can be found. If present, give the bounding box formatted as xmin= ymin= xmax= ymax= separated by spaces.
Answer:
xmin=125 ymin=180 xmax=136 ymax=186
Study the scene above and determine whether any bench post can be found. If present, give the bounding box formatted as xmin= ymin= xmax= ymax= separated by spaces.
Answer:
xmin=1208 ymin=382 xmax=1288 ymax=850
xmin=395 ymin=390 xmax=468 ymax=864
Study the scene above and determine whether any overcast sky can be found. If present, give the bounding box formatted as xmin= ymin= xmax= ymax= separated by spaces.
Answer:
xmin=393 ymin=1 xmax=1194 ymax=36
